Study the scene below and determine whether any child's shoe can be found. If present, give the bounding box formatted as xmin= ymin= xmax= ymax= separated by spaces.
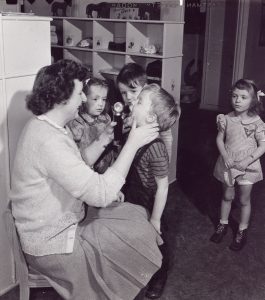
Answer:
xmin=229 ymin=229 xmax=247 ymax=251
xmin=210 ymin=223 xmax=228 ymax=243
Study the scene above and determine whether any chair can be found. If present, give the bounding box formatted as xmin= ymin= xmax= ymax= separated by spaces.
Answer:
xmin=4 ymin=202 xmax=52 ymax=300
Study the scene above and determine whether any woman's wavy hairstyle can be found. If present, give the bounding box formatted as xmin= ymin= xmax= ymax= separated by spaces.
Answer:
xmin=26 ymin=59 xmax=89 ymax=115
xmin=231 ymin=79 xmax=263 ymax=116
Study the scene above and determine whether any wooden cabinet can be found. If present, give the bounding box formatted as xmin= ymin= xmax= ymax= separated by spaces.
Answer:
xmin=51 ymin=17 xmax=184 ymax=182
xmin=0 ymin=14 xmax=51 ymax=295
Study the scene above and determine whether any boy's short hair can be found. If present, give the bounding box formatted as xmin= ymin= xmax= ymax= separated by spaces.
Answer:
xmin=116 ymin=63 xmax=147 ymax=88
xmin=141 ymin=83 xmax=180 ymax=131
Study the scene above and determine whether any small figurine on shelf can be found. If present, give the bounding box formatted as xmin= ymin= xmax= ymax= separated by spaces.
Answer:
xmin=51 ymin=0 xmax=72 ymax=17
xmin=76 ymin=37 xmax=93 ymax=49
xmin=140 ymin=44 xmax=157 ymax=55
xmin=86 ymin=2 xmax=110 ymax=18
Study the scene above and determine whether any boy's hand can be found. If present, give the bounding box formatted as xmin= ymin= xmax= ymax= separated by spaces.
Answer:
xmin=116 ymin=191 xmax=125 ymax=202
xmin=123 ymin=115 xmax=133 ymax=133
xmin=150 ymin=218 xmax=161 ymax=235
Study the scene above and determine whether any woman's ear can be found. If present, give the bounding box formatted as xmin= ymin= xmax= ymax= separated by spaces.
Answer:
xmin=145 ymin=113 xmax=157 ymax=124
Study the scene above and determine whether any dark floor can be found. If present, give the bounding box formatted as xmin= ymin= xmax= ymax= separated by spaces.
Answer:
xmin=2 ymin=103 xmax=265 ymax=300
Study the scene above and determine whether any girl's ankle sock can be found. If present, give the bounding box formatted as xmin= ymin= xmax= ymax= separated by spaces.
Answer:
xmin=220 ymin=219 xmax=228 ymax=225
xmin=239 ymin=223 xmax=248 ymax=231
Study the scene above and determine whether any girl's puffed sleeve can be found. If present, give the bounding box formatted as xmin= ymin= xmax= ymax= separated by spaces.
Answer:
xmin=216 ymin=114 xmax=227 ymax=132
xmin=255 ymin=121 xmax=265 ymax=142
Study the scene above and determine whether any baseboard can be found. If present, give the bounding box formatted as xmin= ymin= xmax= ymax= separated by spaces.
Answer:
xmin=0 ymin=282 xmax=18 ymax=297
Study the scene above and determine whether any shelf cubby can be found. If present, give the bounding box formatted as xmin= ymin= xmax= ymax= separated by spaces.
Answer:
xmin=93 ymin=20 xmax=126 ymax=51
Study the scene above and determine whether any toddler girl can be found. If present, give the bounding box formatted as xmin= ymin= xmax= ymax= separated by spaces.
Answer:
xmin=210 ymin=79 xmax=265 ymax=251
xmin=68 ymin=78 xmax=114 ymax=173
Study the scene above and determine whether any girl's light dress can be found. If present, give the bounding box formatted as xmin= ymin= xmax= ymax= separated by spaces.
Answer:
xmin=214 ymin=112 xmax=265 ymax=184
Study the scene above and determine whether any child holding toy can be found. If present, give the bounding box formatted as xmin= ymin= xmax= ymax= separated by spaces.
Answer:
xmin=68 ymin=77 xmax=115 ymax=174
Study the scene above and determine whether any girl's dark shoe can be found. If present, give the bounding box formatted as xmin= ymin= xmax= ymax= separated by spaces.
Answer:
xmin=210 ymin=223 xmax=228 ymax=243
xmin=229 ymin=229 xmax=247 ymax=251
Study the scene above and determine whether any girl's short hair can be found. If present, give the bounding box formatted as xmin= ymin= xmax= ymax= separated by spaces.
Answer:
xmin=141 ymin=83 xmax=181 ymax=131
xmin=79 ymin=77 xmax=110 ymax=115
xmin=116 ymin=63 xmax=147 ymax=89
xmin=26 ymin=59 xmax=89 ymax=115
xmin=231 ymin=79 xmax=263 ymax=116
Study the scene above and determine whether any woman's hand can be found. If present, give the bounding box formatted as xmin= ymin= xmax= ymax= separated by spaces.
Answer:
xmin=116 ymin=191 xmax=124 ymax=202
xmin=127 ymin=119 xmax=159 ymax=150
xmin=150 ymin=218 xmax=161 ymax=235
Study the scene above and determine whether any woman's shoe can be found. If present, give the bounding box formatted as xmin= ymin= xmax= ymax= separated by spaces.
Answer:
xmin=229 ymin=229 xmax=247 ymax=251
xmin=210 ymin=223 xmax=228 ymax=243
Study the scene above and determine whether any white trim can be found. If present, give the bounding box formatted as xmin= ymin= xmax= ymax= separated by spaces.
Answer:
xmin=232 ymin=0 xmax=250 ymax=82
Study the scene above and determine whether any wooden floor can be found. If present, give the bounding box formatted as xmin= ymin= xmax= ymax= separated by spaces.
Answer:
xmin=2 ymin=105 xmax=265 ymax=300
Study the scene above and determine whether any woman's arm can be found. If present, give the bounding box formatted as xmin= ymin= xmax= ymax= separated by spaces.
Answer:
xmin=150 ymin=176 xmax=169 ymax=234
xmin=111 ymin=121 xmax=159 ymax=178
xmin=43 ymin=121 xmax=159 ymax=208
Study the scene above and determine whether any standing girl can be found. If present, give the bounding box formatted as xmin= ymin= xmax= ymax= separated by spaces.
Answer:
xmin=210 ymin=79 xmax=265 ymax=251
xmin=68 ymin=78 xmax=115 ymax=173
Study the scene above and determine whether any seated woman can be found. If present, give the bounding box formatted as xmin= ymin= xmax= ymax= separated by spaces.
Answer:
xmin=9 ymin=59 xmax=162 ymax=300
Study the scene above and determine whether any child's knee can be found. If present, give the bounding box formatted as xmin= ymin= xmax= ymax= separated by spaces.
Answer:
xmin=240 ymin=196 xmax=251 ymax=206
xmin=223 ymin=188 xmax=235 ymax=201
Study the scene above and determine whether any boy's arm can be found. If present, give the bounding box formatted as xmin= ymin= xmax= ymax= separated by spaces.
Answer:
xmin=150 ymin=176 xmax=169 ymax=234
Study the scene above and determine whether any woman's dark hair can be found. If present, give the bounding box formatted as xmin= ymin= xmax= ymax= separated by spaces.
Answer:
xmin=26 ymin=59 xmax=89 ymax=115
xmin=116 ymin=63 xmax=147 ymax=89
xmin=231 ymin=79 xmax=263 ymax=116
xmin=79 ymin=77 xmax=110 ymax=115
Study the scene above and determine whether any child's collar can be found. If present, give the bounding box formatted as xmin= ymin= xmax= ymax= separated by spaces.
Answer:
xmin=229 ymin=111 xmax=260 ymax=124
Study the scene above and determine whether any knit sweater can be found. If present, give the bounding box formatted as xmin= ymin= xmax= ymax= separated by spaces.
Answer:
xmin=9 ymin=117 xmax=125 ymax=256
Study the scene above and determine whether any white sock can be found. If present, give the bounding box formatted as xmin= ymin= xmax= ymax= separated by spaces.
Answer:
xmin=220 ymin=219 xmax=228 ymax=225
xmin=239 ymin=223 xmax=248 ymax=231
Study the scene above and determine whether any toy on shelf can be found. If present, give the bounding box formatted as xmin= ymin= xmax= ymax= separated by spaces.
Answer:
xmin=76 ymin=37 xmax=93 ymax=48
xmin=86 ymin=2 xmax=110 ymax=18
xmin=51 ymin=0 xmax=72 ymax=17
